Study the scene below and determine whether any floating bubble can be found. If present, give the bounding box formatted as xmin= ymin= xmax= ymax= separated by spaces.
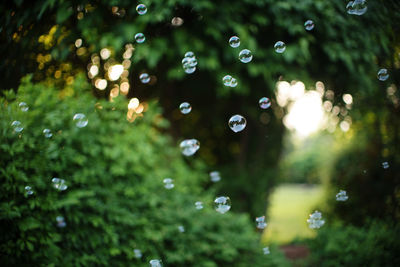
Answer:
xmin=228 ymin=115 xmax=246 ymax=133
xmin=163 ymin=178 xmax=174 ymax=189
xmin=255 ymin=216 xmax=267 ymax=229
xmin=263 ymin=247 xmax=270 ymax=255
xmin=274 ymin=41 xmax=286 ymax=53
xmin=230 ymin=77 xmax=238 ymax=87
xmin=377 ymin=69 xmax=389 ymax=81
xmin=182 ymin=52 xmax=197 ymax=74
xmin=209 ymin=171 xmax=221 ymax=182
xmin=184 ymin=51 xmax=195 ymax=58
xmin=214 ymin=196 xmax=231 ymax=214
xmin=222 ymin=75 xmax=233 ymax=86
xmin=347 ymin=0 xmax=367 ymax=16
xmin=139 ymin=73 xmax=150 ymax=84
xmin=149 ymin=259 xmax=162 ymax=267
xmin=136 ymin=4 xmax=147 ymax=15
xmin=336 ymin=190 xmax=349 ymax=201
xmin=179 ymin=102 xmax=192 ymax=114
xmin=52 ymin=178 xmax=68 ymax=191
xmin=184 ymin=66 xmax=196 ymax=74
xmin=178 ymin=225 xmax=185 ymax=233
xmin=195 ymin=201 xmax=204 ymax=210
xmin=307 ymin=210 xmax=325 ymax=229
xmin=73 ymin=113 xmax=88 ymax=128
xmin=304 ymin=20 xmax=315 ymax=31
xmin=56 ymin=216 xmax=66 ymax=228
xmin=180 ymin=139 xmax=200 ymax=156
xmin=133 ymin=249 xmax=142 ymax=259
xmin=239 ymin=49 xmax=253 ymax=63
xmin=382 ymin=161 xmax=389 ymax=169
xmin=43 ymin=129 xmax=53 ymax=138
xmin=19 ymin=102 xmax=29 ymax=112
xmin=259 ymin=97 xmax=271 ymax=109
xmin=25 ymin=186 xmax=34 ymax=196
xmin=171 ymin=17 xmax=184 ymax=26
xmin=135 ymin=33 xmax=146 ymax=43
xmin=229 ymin=36 xmax=240 ymax=48
xmin=11 ymin=121 xmax=23 ymax=133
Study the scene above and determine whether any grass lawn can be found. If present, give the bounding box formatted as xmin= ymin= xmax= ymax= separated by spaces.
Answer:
xmin=262 ymin=183 xmax=324 ymax=245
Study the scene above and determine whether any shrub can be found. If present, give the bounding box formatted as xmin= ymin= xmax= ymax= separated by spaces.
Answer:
xmin=0 ymin=76 xmax=289 ymax=266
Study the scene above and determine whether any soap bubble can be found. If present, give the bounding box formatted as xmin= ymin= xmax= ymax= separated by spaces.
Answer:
xmin=229 ymin=36 xmax=240 ymax=48
xmin=178 ymin=225 xmax=185 ymax=233
xmin=259 ymin=97 xmax=271 ymax=109
xmin=255 ymin=216 xmax=267 ymax=229
xmin=182 ymin=53 xmax=197 ymax=74
xmin=180 ymin=139 xmax=200 ymax=156
xmin=230 ymin=77 xmax=238 ymax=87
xmin=347 ymin=0 xmax=367 ymax=15
xmin=184 ymin=51 xmax=195 ymax=58
xmin=11 ymin=121 xmax=23 ymax=133
xmin=377 ymin=69 xmax=389 ymax=81
xmin=209 ymin=171 xmax=221 ymax=182
xmin=222 ymin=75 xmax=233 ymax=86
xmin=382 ymin=161 xmax=389 ymax=169
xmin=307 ymin=210 xmax=325 ymax=229
xmin=263 ymin=247 xmax=270 ymax=255
xmin=140 ymin=73 xmax=150 ymax=83
xmin=184 ymin=66 xmax=196 ymax=74
xmin=43 ymin=129 xmax=53 ymax=138
xmin=214 ymin=196 xmax=231 ymax=214
xmin=136 ymin=4 xmax=147 ymax=15
xmin=195 ymin=201 xmax=204 ymax=210
xmin=73 ymin=113 xmax=88 ymax=128
xmin=228 ymin=115 xmax=246 ymax=133
xmin=179 ymin=102 xmax=192 ymax=114
xmin=163 ymin=178 xmax=174 ymax=189
xmin=149 ymin=259 xmax=162 ymax=267
xmin=56 ymin=216 xmax=66 ymax=228
xmin=19 ymin=102 xmax=29 ymax=112
xmin=239 ymin=49 xmax=253 ymax=63
xmin=133 ymin=249 xmax=142 ymax=259
xmin=274 ymin=41 xmax=286 ymax=53
xmin=304 ymin=20 xmax=315 ymax=31
xmin=135 ymin=33 xmax=146 ymax=43
xmin=52 ymin=177 xmax=68 ymax=191
xmin=335 ymin=190 xmax=349 ymax=201
xmin=25 ymin=186 xmax=34 ymax=196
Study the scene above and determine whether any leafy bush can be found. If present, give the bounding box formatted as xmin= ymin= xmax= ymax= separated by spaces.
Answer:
xmin=0 ymin=76 xmax=289 ymax=266
xmin=306 ymin=221 xmax=400 ymax=267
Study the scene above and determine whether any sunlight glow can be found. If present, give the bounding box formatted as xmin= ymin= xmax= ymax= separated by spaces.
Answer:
xmin=108 ymin=64 xmax=124 ymax=81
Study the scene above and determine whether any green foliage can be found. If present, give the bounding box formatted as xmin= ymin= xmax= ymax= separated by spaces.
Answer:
xmin=306 ymin=221 xmax=400 ymax=267
xmin=0 ymin=77 xmax=289 ymax=266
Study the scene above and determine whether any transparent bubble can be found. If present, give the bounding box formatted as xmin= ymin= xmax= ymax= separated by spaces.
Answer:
xmin=336 ymin=190 xmax=349 ymax=201
xmin=214 ymin=196 xmax=231 ymax=214
xmin=135 ymin=33 xmax=146 ymax=43
xmin=140 ymin=73 xmax=150 ymax=84
xmin=163 ymin=178 xmax=174 ymax=189
xmin=228 ymin=115 xmax=247 ymax=133
xmin=209 ymin=171 xmax=221 ymax=182
xmin=255 ymin=216 xmax=267 ymax=229
xmin=136 ymin=4 xmax=147 ymax=15
xmin=307 ymin=210 xmax=325 ymax=229
xmin=259 ymin=97 xmax=271 ymax=109
xmin=180 ymin=139 xmax=200 ymax=156
xmin=178 ymin=225 xmax=185 ymax=233
xmin=382 ymin=161 xmax=389 ymax=169
xmin=25 ymin=186 xmax=34 ymax=196
xmin=222 ymin=75 xmax=233 ymax=86
xmin=230 ymin=77 xmax=238 ymax=87
xmin=182 ymin=53 xmax=197 ymax=74
xmin=43 ymin=128 xmax=53 ymax=138
xmin=229 ymin=36 xmax=240 ymax=48
xmin=56 ymin=216 xmax=66 ymax=228
xmin=73 ymin=113 xmax=88 ymax=128
xmin=184 ymin=51 xmax=195 ymax=58
xmin=184 ymin=66 xmax=196 ymax=74
xmin=134 ymin=249 xmax=142 ymax=259
xmin=19 ymin=102 xmax=29 ymax=112
xmin=149 ymin=259 xmax=162 ymax=267
xmin=263 ymin=247 xmax=270 ymax=255
xmin=195 ymin=201 xmax=204 ymax=210
xmin=52 ymin=177 xmax=68 ymax=191
xmin=179 ymin=102 xmax=192 ymax=114
xmin=304 ymin=20 xmax=315 ymax=31
xmin=274 ymin=41 xmax=286 ymax=53
xmin=377 ymin=69 xmax=389 ymax=81
xmin=11 ymin=121 xmax=23 ymax=133
xmin=239 ymin=49 xmax=253 ymax=63
xmin=347 ymin=0 xmax=367 ymax=16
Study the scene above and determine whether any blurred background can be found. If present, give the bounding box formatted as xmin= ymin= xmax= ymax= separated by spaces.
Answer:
xmin=1 ymin=0 xmax=400 ymax=266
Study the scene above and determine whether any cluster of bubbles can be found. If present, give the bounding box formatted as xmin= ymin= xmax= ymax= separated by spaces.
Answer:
xmin=182 ymin=51 xmax=198 ymax=74
xmin=163 ymin=178 xmax=174 ymax=189
xmin=133 ymin=249 xmax=142 ymax=259
xmin=377 ymin=68 xmax=389 ymax=81
xmin=140 ymin=73 xmax=150 ymax=84
xmin=238 ymin=49 xmax=253 ymax=63
xmin=209 ymin=171 xmax=221 ymax=182
xmin=304 ymin=20 xmax=315 ymax=31
xmin=255 ymin=216 xmax=267 ymax=229
xmin=382 ymin=161 xmax=390 ymax=169
xmin=346 ymin=0 xmax=367 ymax=16
xmin=307 ymin=211 xmax=325 ymax=229
xmin=149 ymin=259 xmax=162 ymax=267
xmin=56 ymin=216 xmax=66 ymax=228
xmin=262 ymin=247 xmax=270 ymax=255
xmin=214 ymin=196 xmax=231 ymax=214
xmin=180 ymin=139 xmax=200 ymax=156
xmin=136 ymin=4 xmax=147 ymax=15
xmin=178 ymin=225 xmax=185 ymax=233
xmin=25 ymin=186 xmax=34 ymax=196
xmin=335 ymin=190 xmax=349 ymax=201
xmin=43 ymin=128 xmax=52 ymax=138
xmin=179 ymin=102 xmax=192 ymax=114
xmin=73 ymin=113 xmax=88 ymax=128
xmin=11 ymin=120 xmax=23 ymax=133
xmin=259 ymin=97 xmax=271 ymax=109
xmin=52 ymin=177 xmax=68 ymax=191
xmin=222 ymin=75 xmax=238 ymax=87
xmin=229 ymin=36 xmax=240 ymax=48
xmin=19 ymin=102 xmax=29 ymax=112
xmin=135 ymin=33 xmax=146 ymax=44
xmin=274 ymin=41 xmax=286 ymax=53
xmin=228 ymin=115 xmax=247 ymax=133
xmin=195 ymin=201 xmax=204 ymax=210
